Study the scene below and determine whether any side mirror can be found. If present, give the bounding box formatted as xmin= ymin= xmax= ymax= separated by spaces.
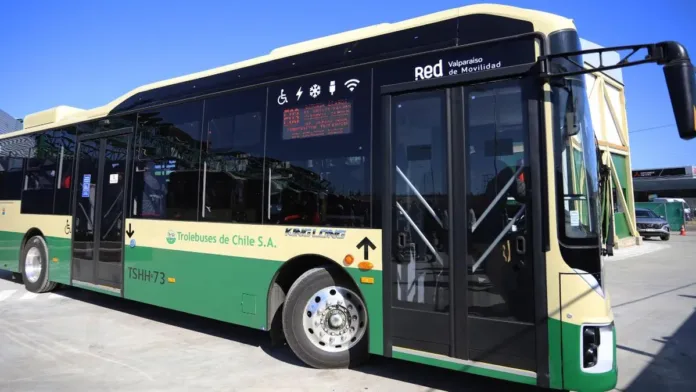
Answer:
xmin=663 ymin=59 xmax=696 ymax=140
xmin=566 ymin=112 xmax=580 ymax=136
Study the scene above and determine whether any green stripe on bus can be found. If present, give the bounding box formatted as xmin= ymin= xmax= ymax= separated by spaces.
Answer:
xmin=0 ymin=230 xmax=22 ymax=272
xmin=46 ymin=237 xmax=72 ymax=285
xmin=548 ymin=316 xmax=564 ymax=389
xmin=123 ymin=246 xmax=384 ymax=355
xmin=392 ymin=349 xmax=537 ymax=386
xmin=0 ymin=231 xmax=72 ymax=283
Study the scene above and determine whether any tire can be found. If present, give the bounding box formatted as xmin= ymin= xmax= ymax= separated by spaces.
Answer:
xmin=282 ymin=267 xmax=369 ymax=369
xmin=661 ymin=234 xmax=670 ymax=241
xmin=21 ymin=236 xmax=57 ymax=293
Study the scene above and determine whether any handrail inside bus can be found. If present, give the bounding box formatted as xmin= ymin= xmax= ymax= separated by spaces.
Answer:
xmin=395 ymin=165 xmax=444 ymax=228
xmin=471 ymin=163 xmax=525 ymax=232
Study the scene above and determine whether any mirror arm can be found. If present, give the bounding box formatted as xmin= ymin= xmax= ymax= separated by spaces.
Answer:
xmin=540 ymin=41 xmax=691 ymax=79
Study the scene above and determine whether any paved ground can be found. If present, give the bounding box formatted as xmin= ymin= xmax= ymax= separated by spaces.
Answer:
xmin=0 ymin=234 xmax=694 ymax=392
xmin=608 ymin=233 xmax=696 ymax=391
xmin=0 ymin=276 xmax=535 ymax=392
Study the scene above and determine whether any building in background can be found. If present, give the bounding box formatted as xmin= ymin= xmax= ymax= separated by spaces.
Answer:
xmin=633 ymin=166 xmax=696 ymax=213
xmin=581 ymin=38 xmax=640 ymax=248
xmin=0 ymin=108 xmax=22 ymax=134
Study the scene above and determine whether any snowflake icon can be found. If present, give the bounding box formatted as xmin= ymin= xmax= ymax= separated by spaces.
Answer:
xmin=309 ymin=84 xmax=321 ymax=98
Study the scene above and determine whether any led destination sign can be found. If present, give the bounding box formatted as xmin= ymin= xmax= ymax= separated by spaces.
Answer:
xmin=282 ymin=99 xmax=352 ymax=140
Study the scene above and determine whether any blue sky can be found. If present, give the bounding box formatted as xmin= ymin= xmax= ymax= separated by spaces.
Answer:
xmin=1 ymin=0 xmax=694 ymax=168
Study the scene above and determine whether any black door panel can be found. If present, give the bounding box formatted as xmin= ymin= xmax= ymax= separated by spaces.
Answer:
xmin=388 ymin=89 xmax=453 ymax=354
xmin=71 ymin=130 xmax=131 ymax=291
xmin=383 ymin=78 xmax=538 ymax=372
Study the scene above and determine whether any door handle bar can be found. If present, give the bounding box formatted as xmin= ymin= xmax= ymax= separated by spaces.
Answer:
xmin=471 ymin=163 xmax=524 ymax=232
xmin=471 ymin=205 xmax=525 ymax=273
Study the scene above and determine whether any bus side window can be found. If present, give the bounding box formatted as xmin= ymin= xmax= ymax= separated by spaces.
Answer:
xmin=133 ymin=101 xmax=204 ymax=221
xmin=263 ymin=69 xmax=372 ymax=228
xmin=54 ymin=127 xmax=77 ymax=215
xmin=0 ymin=139 xmax=25 ymax=201
xmin=200 ymin=89 xmax=266 ymax=224
xmin=21 ymin=131 xmax=60 ymax=215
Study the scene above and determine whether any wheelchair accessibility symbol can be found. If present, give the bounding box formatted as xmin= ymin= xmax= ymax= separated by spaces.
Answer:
xmin=277 ymin=89 xmax=288 ymax=105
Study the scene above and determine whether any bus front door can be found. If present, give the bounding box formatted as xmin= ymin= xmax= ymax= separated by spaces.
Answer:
xmin=383 ymin=77 xmax=539 ymax=374
xmin=71 ymin=129 xmax=132 ymax=293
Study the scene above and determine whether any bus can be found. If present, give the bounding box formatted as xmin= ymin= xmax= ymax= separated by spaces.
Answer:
xmin=1 ymin=4 xmax=694 ymax=391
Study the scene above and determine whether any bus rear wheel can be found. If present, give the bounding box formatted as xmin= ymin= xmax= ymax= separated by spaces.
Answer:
xmin=21 ymin=236 xmax=57 ymax=293
xmin=282 ymin=267 xmax=369 ymax=369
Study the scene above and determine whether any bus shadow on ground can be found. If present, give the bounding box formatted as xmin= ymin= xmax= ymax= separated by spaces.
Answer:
xmin=620 ymin=293 xmax=696 ymax=392
xmin=0 ymin=271 xmax=537 ymax=392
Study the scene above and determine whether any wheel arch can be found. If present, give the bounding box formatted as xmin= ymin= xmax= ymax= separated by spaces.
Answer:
xmin=18 ymin=228 xmax=46 ymax=272
xmin=266 ymin=254 xmax=364 ymax=332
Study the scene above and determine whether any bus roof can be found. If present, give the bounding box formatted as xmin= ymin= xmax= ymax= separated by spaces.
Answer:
xmin=5 ymin=3 xmax=574 ymax=138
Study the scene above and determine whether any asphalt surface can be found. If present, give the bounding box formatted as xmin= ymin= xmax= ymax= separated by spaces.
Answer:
xmin=0 ymin=234 xmax=695 ymax=392
xmin=608 ymin=233 xmax=696 ymax=391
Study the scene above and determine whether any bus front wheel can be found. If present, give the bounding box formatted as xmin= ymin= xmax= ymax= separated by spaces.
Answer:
xmin=282 ymin=266 xmax=369 ymax=369
xmin=21 ymin=236 xmax=57 ymax=293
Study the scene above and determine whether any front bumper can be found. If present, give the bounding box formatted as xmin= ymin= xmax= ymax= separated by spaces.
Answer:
xmin=637 ymin=227 xmax=670 ymax=236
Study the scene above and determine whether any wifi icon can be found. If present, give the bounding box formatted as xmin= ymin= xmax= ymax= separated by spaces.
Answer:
xmin=344 ymin=79 xmax=360 ymax=91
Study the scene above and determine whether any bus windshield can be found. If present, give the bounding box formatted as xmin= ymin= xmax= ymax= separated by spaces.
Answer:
xmin=556 ymin=76 xmax=599 ymax=240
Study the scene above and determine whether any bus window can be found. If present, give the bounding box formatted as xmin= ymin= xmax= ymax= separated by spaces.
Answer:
xmin=54 ymin=127 xmax=77 ymax=215
xmin=21 ymin=131 xmax=61 ymax=215
xmin=132 ymin=101 xmax=204 ymax=221
xmin=200 ymin=89 xmax=266 ymax=224
xmin=0 ymin=137 xmax=28 ymax=200
xmin=264 ymin=69 xmax=372 ymax=228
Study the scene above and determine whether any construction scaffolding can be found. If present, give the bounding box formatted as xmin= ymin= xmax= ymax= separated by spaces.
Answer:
xmin=581 ymin=38 xmax=640 ymax=248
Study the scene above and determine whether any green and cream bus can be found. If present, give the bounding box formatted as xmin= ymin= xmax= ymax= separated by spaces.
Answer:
xmin=1 ymin=4 xmax=695 ymax=391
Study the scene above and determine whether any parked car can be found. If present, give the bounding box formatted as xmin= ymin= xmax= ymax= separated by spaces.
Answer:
xmin=635 ymin=208 xmax=671 ymax=241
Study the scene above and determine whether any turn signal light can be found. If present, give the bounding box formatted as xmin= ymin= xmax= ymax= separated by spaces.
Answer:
xmin=344 ymin=254 xmax=354 ymax=266
xmin=358 ymin=261 xmax=373 ymax=271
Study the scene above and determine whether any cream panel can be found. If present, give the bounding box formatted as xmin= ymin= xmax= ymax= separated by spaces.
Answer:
xmin=559 ymin=273 xmax=613 ymax=325
xmin=0 ymin=201 xmax=71 ymax=239
xmin=543 ymin=87 xmax=564 ymax=321
xmin=125 ymin=218 xmax=383 ymax=271
xmin=23 ymin=106 xmax=86 ymax=129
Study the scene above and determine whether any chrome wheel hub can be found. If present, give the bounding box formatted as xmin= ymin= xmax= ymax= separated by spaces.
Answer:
xmin=25 ymin=247 xmax=42 ymax=284
xmin=303 ymin=286 xmax=367 ymax=353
